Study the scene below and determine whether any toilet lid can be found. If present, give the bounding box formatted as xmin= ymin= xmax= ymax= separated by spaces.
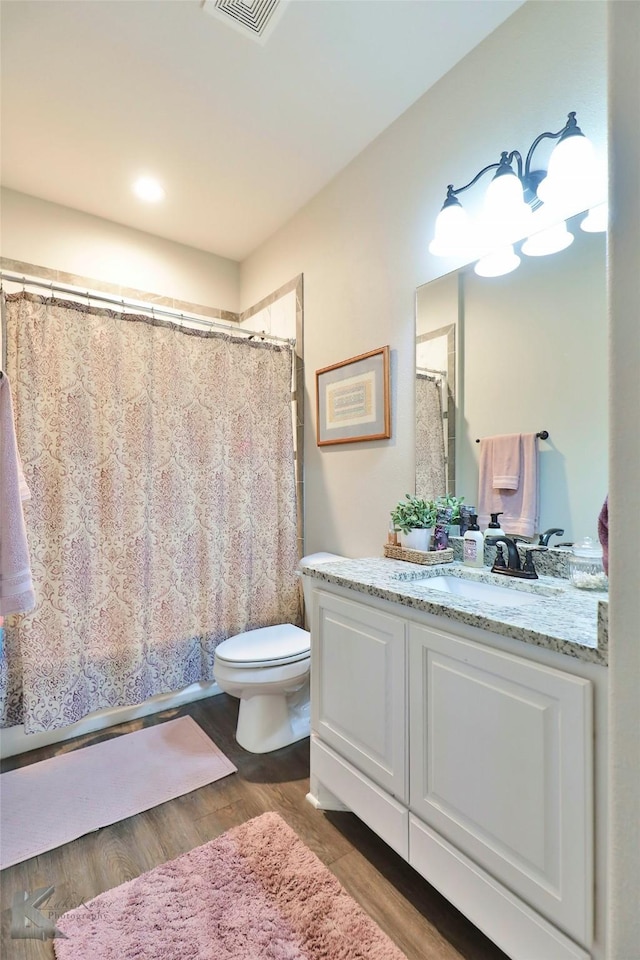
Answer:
xmin=215 ymin=624 xmax=310 ymax=668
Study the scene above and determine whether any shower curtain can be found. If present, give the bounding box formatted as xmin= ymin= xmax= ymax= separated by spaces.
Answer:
xmin=0 ymin=293 xmax=300 ymax=733
xmin=415 ymin=373 xmax=446 ymax=500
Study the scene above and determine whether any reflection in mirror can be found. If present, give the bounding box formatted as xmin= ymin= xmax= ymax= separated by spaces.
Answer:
xmin=415 ymin=273 xmax=458 ymax=499
xmin=416 ymin=213 xmax=607 ymax=542
xmin=415 ymin=370 xmax=445 ymax=498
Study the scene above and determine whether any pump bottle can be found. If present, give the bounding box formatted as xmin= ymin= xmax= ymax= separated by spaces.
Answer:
xmin=485 ymin=512 xmax=506 ymax=538
xmin=463 ymin=514 xmax=485 ymax=567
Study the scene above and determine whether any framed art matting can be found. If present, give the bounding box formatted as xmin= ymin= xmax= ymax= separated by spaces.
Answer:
xmin=316 ymin=346 xmax=390 ymax=446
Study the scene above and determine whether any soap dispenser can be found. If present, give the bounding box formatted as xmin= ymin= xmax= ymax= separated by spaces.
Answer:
xmin=463 ymin=514 xmax=485 ymax=567
xmin=485 ymin=512 xmax=506 ymax=538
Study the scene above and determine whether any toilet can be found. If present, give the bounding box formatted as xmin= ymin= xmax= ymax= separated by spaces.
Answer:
xmin=213 ymin=553 xmax=342 ymax=754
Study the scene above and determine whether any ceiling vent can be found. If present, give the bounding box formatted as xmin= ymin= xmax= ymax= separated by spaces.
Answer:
xmin=202 ymin=0 xmax=289 ymax=44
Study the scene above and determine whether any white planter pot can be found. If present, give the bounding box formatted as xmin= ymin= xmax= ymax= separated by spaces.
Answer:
xmin=400 ymin=528 xmax=434 ymax=552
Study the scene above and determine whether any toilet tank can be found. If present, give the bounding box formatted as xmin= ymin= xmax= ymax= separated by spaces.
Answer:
xmin=298 ymin=553 xmax=344 ymax=617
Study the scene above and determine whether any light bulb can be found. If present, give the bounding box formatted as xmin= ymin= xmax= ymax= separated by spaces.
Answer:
xmin=474 ymin=246 xmax=520 ymax=278
xmin=484 ymin=170 xmax=523 ymax=217
xmin=580 ymin=202 xmax=608 ymax=233
xmin=429 ymin=199 xmax=473 ymax=257
xmin=521 ymin=222 xmax=574 ymax=257
xmin=481 ymin=169 xmax=533 ymax=248
xmin=537 ymin=133 xmax=599 ymax=215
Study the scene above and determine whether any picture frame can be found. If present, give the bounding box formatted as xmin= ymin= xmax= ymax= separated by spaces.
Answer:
xmin=316 ymin=345 xmax=391 ymax=446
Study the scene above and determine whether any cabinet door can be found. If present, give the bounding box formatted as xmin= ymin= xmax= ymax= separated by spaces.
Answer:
xmin=311 ymin=590 xmax=407 ymax=800
xmin=409 ymin=623 xmax=593 ymax=947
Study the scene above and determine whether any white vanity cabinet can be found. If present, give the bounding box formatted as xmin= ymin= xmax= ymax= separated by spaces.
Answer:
xmin=307 ymin=578 xmax=603 ymax=960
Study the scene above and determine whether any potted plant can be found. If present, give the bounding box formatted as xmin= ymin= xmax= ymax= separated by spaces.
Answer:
xmin=390 ymin=494 xmax=437 ymax=551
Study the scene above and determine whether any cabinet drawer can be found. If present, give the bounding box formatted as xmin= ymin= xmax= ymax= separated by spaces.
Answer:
xmin=311 ymin=590 xmax=407 ymax=800
xmin=410 ymin=816 xmax=590 ymax=960
xmin=311 ymin=737 xmax=409 ymax=860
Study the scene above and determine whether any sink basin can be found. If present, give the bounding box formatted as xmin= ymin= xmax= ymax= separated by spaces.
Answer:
xmin=420 ymin=576 xmax=540 ymax=608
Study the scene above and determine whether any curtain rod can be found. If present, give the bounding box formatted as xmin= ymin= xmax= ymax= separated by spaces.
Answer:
xmin=0 ymin=272 xmax=295 ymax=346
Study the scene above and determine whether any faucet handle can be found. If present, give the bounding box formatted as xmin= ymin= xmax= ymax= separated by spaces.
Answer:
xmin=493 ymin=544 xmax=507 ymax=569
xmin=522 ymin=549 xmax=541 ymax=578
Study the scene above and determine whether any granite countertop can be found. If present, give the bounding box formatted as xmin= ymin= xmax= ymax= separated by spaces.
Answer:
xmin=301 ymin=557 xmax=608 ymax=666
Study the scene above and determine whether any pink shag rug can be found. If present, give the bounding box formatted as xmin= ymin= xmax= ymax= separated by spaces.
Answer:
xmin=53 ymin=811 xmax=407 ymax=959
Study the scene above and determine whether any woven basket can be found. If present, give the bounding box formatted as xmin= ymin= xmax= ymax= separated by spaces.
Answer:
xmin=383 ymin=544 xmax=454 ymax=565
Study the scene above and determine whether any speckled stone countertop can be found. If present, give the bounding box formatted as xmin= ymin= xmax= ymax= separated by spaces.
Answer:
xmin=301 ymin=557 xmax=608 ymax=666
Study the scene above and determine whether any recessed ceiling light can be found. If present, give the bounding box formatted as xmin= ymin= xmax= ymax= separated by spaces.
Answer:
xmin=132 ymin=176 xmax=165 ymax=203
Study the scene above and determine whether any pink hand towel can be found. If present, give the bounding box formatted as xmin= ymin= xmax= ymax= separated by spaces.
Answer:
xmin=490 ymin=433 xmax=521 ymax=490
xmin=478 ymin=433 xmax=539 ymax=537
xmin=0 ymin=372 xmax=36 ymax=615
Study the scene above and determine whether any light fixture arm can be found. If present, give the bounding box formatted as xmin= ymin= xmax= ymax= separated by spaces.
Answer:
xmin=443 ymin=113 xmax=580 ymax=208
xmin=446 ymin=151 xmax=515 ymax=202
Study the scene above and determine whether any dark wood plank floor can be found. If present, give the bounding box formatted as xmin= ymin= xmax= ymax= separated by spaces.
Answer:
xmin=1 ymin=694 xmax=509 ymax=960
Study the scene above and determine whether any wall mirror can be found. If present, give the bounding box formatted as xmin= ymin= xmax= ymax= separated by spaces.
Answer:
xmin=415 ymin=212 xmax=607 ymax=542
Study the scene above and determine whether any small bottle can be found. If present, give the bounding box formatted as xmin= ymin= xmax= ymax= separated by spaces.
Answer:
xmin=388 ymin=521 xmax=398 ymax=546
xmin=433 ymin=506 xmax=452 ymax=551
xmin=463 ymin=514 xmax=485 ymax=567
xmin=485 ymin=512 xmax=506 ymax=538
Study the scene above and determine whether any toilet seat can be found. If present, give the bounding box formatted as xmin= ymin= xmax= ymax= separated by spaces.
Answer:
xmin=214 ymin=624 xmax=310 ymax=669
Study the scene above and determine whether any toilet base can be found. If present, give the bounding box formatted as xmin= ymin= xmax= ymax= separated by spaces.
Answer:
xmin=236 ymin=693 xmax=310 ymax=754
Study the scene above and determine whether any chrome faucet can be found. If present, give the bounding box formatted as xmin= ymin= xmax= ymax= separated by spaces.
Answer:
xmin=485 ymin=536 xmax=544 ymax=580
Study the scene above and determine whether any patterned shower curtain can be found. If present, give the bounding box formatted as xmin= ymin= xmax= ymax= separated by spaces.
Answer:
xmin=1 ymin=293 xmax=301 ymax=733
xmin=415 ymin=373 xmax=445 ymax=500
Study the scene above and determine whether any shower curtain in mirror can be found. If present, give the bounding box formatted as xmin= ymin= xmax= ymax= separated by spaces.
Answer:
xmin=415 ymin=373 xmax=445 ymax=500
xmin=0 ymin=292 xmax=300 ymax=733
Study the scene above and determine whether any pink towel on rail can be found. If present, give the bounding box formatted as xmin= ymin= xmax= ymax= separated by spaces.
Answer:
xmin=0 ymin=372 xmax=36 ymax=615
xmin=478 ymin=433 xmax=539 ymax=537
xmin=489 ymin=433 xmax=521 ymax=490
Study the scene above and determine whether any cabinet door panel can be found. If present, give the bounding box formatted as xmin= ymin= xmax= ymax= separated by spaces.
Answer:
xmin=312 ymin=590 xmax=406 ymax=799
xmin=409 ymin=623 xmax=593 ymax=946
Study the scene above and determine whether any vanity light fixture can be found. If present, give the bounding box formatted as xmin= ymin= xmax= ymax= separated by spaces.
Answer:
xmin=429 ymin=112 xmax=605 ymax=277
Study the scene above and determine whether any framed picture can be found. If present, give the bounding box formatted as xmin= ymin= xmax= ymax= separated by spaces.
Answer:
xmin=316 ymin=345 xmax=390 ymax=446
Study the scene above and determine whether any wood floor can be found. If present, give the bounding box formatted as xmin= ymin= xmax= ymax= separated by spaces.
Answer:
xmin=1 ymin=694 xmax=509 ymax=960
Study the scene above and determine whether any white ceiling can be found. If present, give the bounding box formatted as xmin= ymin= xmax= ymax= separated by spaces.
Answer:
xmin=0 ymin=0 xmax=524 ymax=262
